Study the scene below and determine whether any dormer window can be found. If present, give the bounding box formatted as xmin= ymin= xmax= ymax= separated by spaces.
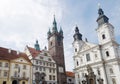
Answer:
xmin=102 ymin=34 xmax=106 ymax=39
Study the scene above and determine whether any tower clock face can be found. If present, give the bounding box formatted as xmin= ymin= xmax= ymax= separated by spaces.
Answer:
xmin=59 ymin=66 xmax=64 ymax=73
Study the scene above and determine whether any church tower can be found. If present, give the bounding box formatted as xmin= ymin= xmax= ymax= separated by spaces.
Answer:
xmin=47 ymin=16 xmax=66 ymax=84
xmin=96 ymin=6 xmax=115 ymax=44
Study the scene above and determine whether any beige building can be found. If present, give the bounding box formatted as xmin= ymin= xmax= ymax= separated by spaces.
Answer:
xmin=0 ymin=47 xmax=32 ymax=84
xmin=66 ymin=71 xmax=75 ymax=84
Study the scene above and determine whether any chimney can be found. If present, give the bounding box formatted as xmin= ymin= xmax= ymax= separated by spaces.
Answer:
xmin=8 ymin=48 xmax=11 ymax=53
xmin=17 ymin=51 xmax=20 ymax=55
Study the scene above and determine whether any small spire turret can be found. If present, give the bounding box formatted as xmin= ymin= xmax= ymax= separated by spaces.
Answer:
xmin=59 ymin=27 xmax=63 ymax=36
xmin=96 ymin=5 xmax=109 ymax=26
xmin=52 ymin=15 xmax=58 ymax=33
xmin=73 ymin=26 xmax=82 ymax=41
xmin=34 ymin=40 xmax=40 ymax=51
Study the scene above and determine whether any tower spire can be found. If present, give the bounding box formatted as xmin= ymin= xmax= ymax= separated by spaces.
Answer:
xmin=52 ymin=15 xmax=58 ymax=33
xmin=96 ymin=5 xmax=109 ymax=26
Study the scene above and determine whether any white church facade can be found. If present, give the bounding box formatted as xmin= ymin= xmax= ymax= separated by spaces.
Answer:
xmin=73 ymin=7 xmax=120 ymax=84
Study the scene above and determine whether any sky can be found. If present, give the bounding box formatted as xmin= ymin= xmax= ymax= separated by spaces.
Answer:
xmin=0 ymin=0 xmax=120 ymax=71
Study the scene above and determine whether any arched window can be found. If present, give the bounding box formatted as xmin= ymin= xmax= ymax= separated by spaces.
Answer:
xmin=110 ymin=68 xmax=114 ymax=74
xmin=75 ymin=48 xmax=77 ymax=52
xmin=106 ymin=51 xmax=110 ymax=57
xmin=3 ymin=81 xmax=6 ymax=84
xmin=102 ymin=34 xmax=106 ymax=39
xmin=76 ymin=61 xmax=79 ymax=66
xmin=22 ymin=81 xmax=25 ymax=84
xmin=86 ymin=53 xmax=90 ymax=61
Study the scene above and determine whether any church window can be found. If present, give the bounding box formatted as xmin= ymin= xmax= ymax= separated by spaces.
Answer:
xmin=76 ymin=61 xmax=79 ymax=66
xmin=106 ymin=51 xmax=110 ymax=57
xmin=102 ymin=34 xmax=106 ymax=39
xmin=112 ymin=78 xmax=116 ymax=84
xmin=95 ymin=54 xmax=98 ymax=59
xmin=80 ymin=58 xmax=83 ymax=63
xmin=86 ymin=53 xmax=90 ymax=61
xmin=75 ymin=48 xmax=77 ymax=52
xmin=110 ymin=68 xmax=114 ymax=74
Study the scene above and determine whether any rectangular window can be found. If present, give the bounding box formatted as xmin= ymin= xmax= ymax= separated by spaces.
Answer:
xmin=15 ymin=64 xmax=18 ymax=68
xmin=5 ymin=63 xmax=9 ymax=67
xmin=36 ymin=60 xmax=38 ymax=64
xmin=53 ymin=69 xmax=55 ymax=73
xmin=53 ymin=76 xmax=55 ymax=80
xmin=49 ymin=75 xmax=52 ymax=80
xmin=4 ymin=71 xmax=8 ymax=77
xmin=0 ymin=70 xmax=1 ymax=76
xmin=23 ymin=65 xmax=26 ymax=69
xmin=36 ymin=67 xmax=38 ymax=70
xmin=49 ymin=69 xmax=52 ymax=73
xmin=0 ymin=62 xmax=2 ymax=67
xmin=86 ymin=53 xmax=90 ymax=61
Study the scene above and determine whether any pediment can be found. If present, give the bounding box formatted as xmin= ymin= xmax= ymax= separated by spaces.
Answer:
xmin=12 ymin=57 xmax=30 ymax=64
xmin=80 ymin=42 xmax=97 ymax=52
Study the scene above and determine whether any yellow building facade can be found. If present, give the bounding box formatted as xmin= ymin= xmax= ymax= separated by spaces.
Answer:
xmin=0 ymin=47 xmax=32 ymax=84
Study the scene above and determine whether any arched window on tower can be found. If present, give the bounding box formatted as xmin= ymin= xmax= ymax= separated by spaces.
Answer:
xmin=75 ymin=48 xmax=77 ymax=52
xmin=106 ymin=51 xmax=110 ymax=57
xmin=76 ymin=61 xmax=79 ymax=66
xmin=102 ymin=34 xmax=106 ymax=39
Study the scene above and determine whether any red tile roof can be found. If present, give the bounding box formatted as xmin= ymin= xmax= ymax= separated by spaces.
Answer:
xmin=66 ymin=71 xmax=75 ymax=77
xmin=0 ymin=47 xmax=31 ymax=62
xmin=27 ymin=46 xmax=41 ymax=58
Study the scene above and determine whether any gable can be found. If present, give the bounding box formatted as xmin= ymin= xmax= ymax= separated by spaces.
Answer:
xmin=11 ymin=57 xmax=31 ymax=64
xmin=80 ymin=42 xmax=97 ymax=52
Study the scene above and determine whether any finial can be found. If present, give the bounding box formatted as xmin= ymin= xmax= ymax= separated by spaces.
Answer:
xmin=98 ymin=3 xmax=101 ymax=9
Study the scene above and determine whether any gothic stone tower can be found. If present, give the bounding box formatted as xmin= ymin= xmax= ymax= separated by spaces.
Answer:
xmin=47 ymin=16 xmax=67 ymax=84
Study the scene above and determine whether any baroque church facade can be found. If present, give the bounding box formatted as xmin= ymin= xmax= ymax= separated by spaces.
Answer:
xmin=73 ymin=7 xmax=120 ymax=84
